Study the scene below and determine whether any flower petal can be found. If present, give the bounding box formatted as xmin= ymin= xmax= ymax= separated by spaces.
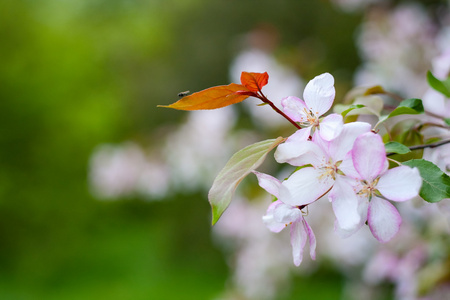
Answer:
xmin=328 ymin=122 xmax=372 ymax=161
xmin=273 ymin=202 xmax=303 ymax=224
xmin=281 ymin=96 xmax=309 ymax=122
xmin=377 ymin=166 xmax=422 ymax=201
xmin=303 ymin=73 xmax=335 ymax=116
xmin=303 ymin=218 xmax=316 ymax=260
xmin=339 ymin=152 xmax=361 ymax=179
xmin=253 ymin=171 xmax=281 ymax=198
xmin=368 ymin=197 xmax=402 ymax=243
xmin=352 ymin=132 xmax=387 ymax=181
xmin=319 ymin=113 xmax=343 ymax=141
xmin=290 ymin=219 xmax=307 ymax=266
xmin=275 ymin=130 xmax=323 ymax=167
xmin=262 ymin=201 xmax=288 ymax=233
xmin=329 ymin=177 xmax=361 ymax=231
xmin=280 ymin=167 xmax=334 ymax=206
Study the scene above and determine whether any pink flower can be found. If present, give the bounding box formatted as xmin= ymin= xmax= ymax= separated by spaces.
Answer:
xmin=281 ymin=73 xmax=343 ymax=141
xmin=338 ymin=132 xmax=422 ymax=243
xmin=254 ymin=171 xmax=316 ymax=266
xmin=274 ymin=122 xmax=372 ymax=212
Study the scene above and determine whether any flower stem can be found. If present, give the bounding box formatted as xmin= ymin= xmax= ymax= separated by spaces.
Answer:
xmin=256 ymin=91 xmax=302 ymax=130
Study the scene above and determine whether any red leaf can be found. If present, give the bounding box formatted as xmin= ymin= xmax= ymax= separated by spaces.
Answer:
xmin=240 ymin=72 xmax=269 ymax=92
xmin=158 ymin=83 xmax=251 ymax=110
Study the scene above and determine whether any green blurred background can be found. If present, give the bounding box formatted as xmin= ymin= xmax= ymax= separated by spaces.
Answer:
xmin=0 ymin=0 xmax=365 ymax=299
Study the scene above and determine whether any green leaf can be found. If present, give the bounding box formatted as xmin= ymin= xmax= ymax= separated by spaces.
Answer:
xmin=387 ymin=98 xmax=424 ymax=118
xmin=403 ymin=159 xmax=450 ymax=203
xmin=377 ymin=98 xmax=424 ymax=128
xmin=385 ymin=141 xmax=411 ymax=154
xmin=427 ymin=71 xmax=450 ymax=97
xmin=444 ymin=118 xmax=450 ymax=126
xmin=208 ymin=137 xmax=285 ymax=225
xmin=340 ymin=104 xmax=365 ymax=118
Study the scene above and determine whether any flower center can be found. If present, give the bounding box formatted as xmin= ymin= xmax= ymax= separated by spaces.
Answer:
xmin=301 ymin=108 xmax=320 ymax=127
xmin=357 ymin=178 xmax=380 ymax=199
xmin=318 ymin=158 xmax=338 ymax=181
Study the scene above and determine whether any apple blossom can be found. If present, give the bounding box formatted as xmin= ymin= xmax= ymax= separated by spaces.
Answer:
xmin=253 ymin=171 xmax=316 ymax=267
xmin=336 ymin=132 xmax=423 ymax=243
xmin=274 ymin=122 xmax=372 ymax=213
xmin=281 ymin=72 xmax=343 ymax=141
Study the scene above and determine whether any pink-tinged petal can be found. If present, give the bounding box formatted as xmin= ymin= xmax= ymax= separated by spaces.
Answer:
xmin=377 ymin=166 xmax=422 ymax=201
xmin=339 ymin=152 xmax=361 ymax=179
xmin=352 ymin=132 xmax=387 ymax=182
xmin=275 ymin=132 xmax=324 ymax=167
xmin=328 ymin=122 xmax=372 ymax=161
xmin=334 ymin=191 xmax=369 ymax=238
xmin=290 ymin=219 xmax=307 ymax=266
xmin=329 ymin=177 xmax=361 ymax=231
xmin=273 ymin=202 xmax=303 ymax=224
xmin=303 ymin=218 xmax=316 ymax=260
xmin=253 ymin=171 xmax=281 ymax=198
xmin=368 ymin=197 xmax=402 ymax=243
xmin=303 ymin=73 xmax=335 ymax=116
xmin=319 ymin=113 xmax=343 ymax=141
xmin=280 ymin=167 xmax=334 ymax=206
xmin=274 ymin=128 xmax=311 ymax=165
xmin=281 ymin=96 xmax=309 ymax=122
xmin=262 ymin=201 xmax=287 ymax=233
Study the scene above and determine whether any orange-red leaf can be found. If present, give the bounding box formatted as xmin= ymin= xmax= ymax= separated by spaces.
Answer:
xmin=158 ymin=83 xmax=251 ymax=110
xmin=240 ymin=72 xmax=269 ymax=92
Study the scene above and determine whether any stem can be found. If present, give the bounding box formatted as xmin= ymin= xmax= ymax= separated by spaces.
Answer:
xmin=387 ymin=157 xmax=402 ymax=166
xmin=387 ymin=138 xmax=450 ymax=156
xmin=257 ymin=90 xmax=302 ymax=130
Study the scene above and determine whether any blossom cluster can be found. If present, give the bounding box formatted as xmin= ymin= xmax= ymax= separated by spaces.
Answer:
xmin=253 ymin=73 xmax=423 ymax=266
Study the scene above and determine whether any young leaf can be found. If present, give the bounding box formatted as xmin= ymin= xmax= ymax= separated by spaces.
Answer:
xmin=208 ymin=137 xmax=285 ymax=225
xmin=376 ymin=98 xmax=424 ymax=128
xmin=403 ymin=159 xmax=450 ymax=203
xmin=385 ymin=141 xmax=411 ymax=154
xmin=427 ymin=71 xmax=450 ymax=97
xmin=387 ymin=98 xmax=424 ymax=118
xmin=339 ymin=104 xmax=365 ymax=118
xmin=240 ymin=72 xmax=269 ymax=92
xmin=158 ymin=83 xmax=251 ymax=110
xmin=363 ymin=85 xmax=386 ymax=96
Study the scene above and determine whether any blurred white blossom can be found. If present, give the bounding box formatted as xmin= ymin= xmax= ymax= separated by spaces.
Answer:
xmin=355 ymin=3 xmax=438 ymax=98
xmin=89 ymin=142 xmax=170 ymax=199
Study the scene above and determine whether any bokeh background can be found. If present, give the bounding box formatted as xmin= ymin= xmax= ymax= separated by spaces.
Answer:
xmin=1 ymin=0 xmax=449 ymax=299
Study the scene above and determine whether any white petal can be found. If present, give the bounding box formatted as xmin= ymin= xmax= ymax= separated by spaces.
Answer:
xmin=280 ymin=167 xmax=334 ymax=206
xmin=281 ymin=96 xmax=309 ymax=122
xmin=319 ymin=113 xmax=343 ymax=141
xmin=368 ymin=197 xmax=402 ymax=243
xmin=338 ymin=152 xmax=361 ymax=179
xmin=303 ymin=73 xmax=335 ymax=116
xmin=273 ymin=202 xmax=303 ymax=224
xmin=303 ymin=218 xmax=316 ymax=260
xmin=327 ymin=121 xmax=372 ymax=161
xmin=290 ymin=220 xmax=307 ymax=266
xmin=352 ymin=132 xmax=387 ymax=182
xmin=262 ymin=201 xmax=287 ymax=233
xmin=329 ymin=177 xmax=361 ymax=231
xmin=275 ymin=131 xmax=324 ymax=167
xmin=253 ymin=171 xmax=281 ymax=198
xmin=377 ymin=166 xmax=422 ymax=201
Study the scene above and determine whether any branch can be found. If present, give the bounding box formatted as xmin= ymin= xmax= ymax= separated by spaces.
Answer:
xmin=387 ymin=138 xmax=450 ymax=156
xmin=257 ymin=91 xmax=302 ymax=130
